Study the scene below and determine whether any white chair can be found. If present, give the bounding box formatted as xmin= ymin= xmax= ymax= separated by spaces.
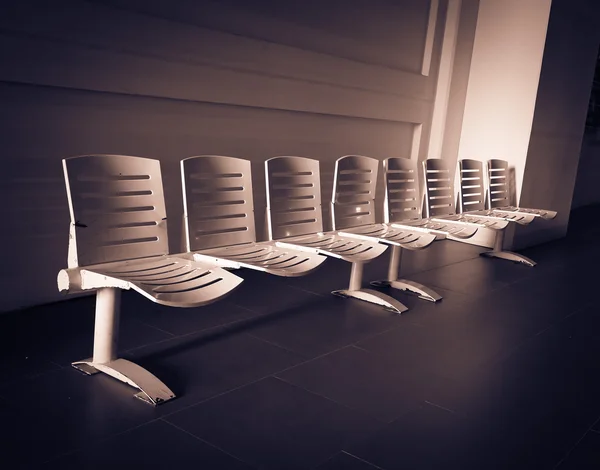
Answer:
xmin=486 ymin=159 xmax=557 ymax=220
xmin=457 ymin=158 xmax=539 ymax=266
xmin=383 ymin=157 xmax=480 ymax=240
xmin=265 ymin=156 xmax=407 ymax=313
xmin=58 ymin=155 xmax=244 ymax=405
xmin=458 ymin=159 xmax=536 ymax=225
xmin=330 ymin=155 xmax=441 ymax=303
xmin=422 ymin=158 xmax=509 ymax=231
xmin=180 ymin=155 xmax=326 ymax=276
xmin=423 ymin=158 xmax=539 ymax=266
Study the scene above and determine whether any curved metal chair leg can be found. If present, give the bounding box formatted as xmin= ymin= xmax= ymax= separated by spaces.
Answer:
xmin=332 ymin=288 xmax=408 ymax=313
xmin=479 ymin=230 xmax=536 ymax=267
xmin=480 ymin=250 xmax=536 ymax=267
xmin=332 ymin=261 xmax=408 ymax=313
xmin=73 ymin=358 xmax=175 ymax=405
xmin=371 ymin=279 xmax=442 ymax=302
xmin=72 ymin=287 xmax=175 ymax=406
xmin=370 ymin=245 xmax=443 ymax=303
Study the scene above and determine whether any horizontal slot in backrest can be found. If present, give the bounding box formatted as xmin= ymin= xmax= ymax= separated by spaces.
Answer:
xmin=63 ymin=154 xmax=169 ymax=267
xmin=423 ymin=159 xmax=456 ymax=217
xmin=265 ymin=156 xmax=323 ymax=240
xmin=384 ymin=157 xmax=421 ymax=222
xmin=331 ymin=155 xmax=378 ymax=229
xmin=487 ymin=159 xmax=510 ymax=208
xmin=181 ymin=156 xmax=256 ymax=250
xmin=458 ymin=159 xmax=485 ymax=212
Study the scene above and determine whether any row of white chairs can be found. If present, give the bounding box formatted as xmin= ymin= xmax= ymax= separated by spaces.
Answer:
xmin=57 ymin=154 xmax=556 ymax=405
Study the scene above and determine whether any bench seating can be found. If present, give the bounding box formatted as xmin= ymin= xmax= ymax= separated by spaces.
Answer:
xmin=180 ymin=155 xmax=326 ymax=277
xmin=486 ymin=159 xmax=557 ymax=220
xmin=329 ymin=155 xmax=442 ymax=303
xmin=58 ymin=154 xmax=243 ymax=405
xmin=265 ymin=156 xmax=408 ymax=313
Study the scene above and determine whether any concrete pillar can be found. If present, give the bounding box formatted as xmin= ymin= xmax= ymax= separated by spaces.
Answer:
xmin=442 ymin=0 xmax=598 ymax=249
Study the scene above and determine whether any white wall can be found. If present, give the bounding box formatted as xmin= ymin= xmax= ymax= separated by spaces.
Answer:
xmin=455 ymin=0 xmax=552 ymax=205
xmin=0 ymin=0 xmax=446 ymax=312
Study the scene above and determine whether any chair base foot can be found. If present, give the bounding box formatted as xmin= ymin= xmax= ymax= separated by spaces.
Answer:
xmin=72 ymin=358 xmax=176 ymax=406
xmin=331 ymin=288 xmax=408 ymax=313
xmin=479 ymin=250 xmax=536 ymax=267
xmin=371 ymin=279 xmax=443 ymax=303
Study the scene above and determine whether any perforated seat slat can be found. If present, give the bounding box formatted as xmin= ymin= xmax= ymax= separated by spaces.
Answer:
xmin=279 ymin=232 xmax=387 ymax=262
xmin=394 ymin=218 xmax=478 ymax=239
xmin=339 ymin=223 xmax=436 ymax=251
xmin=199 ymin=241 xmax=326 ymax=276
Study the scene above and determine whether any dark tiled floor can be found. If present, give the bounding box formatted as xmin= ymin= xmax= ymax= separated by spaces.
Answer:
xmin=2 ymin=205 xmax=600 ymax=469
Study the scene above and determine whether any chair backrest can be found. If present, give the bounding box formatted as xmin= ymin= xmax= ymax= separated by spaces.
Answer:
xmin=331 ymin=155 xmax=378 ymax=230
xmin=62 ymin=154 xmax=169 ymax=268
xmin=265 ymin=156 xmax=324 ymax=240
xmin=422 ymin=158 xmax=456 ymax=218
xmin=181 ymin=156 xmax=257 ymax=251
xmin=457 ymin=159 xmax=486 ymax=213
xmin=487 ymin=159 xmax=511 ymax=208
xmin=383 ymin=157 xmax=422 ymax=223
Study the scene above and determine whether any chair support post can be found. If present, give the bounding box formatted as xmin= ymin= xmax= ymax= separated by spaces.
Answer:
xmin=493 ymin=229 xmax=505 ymax=252
xmin=72 ymin=286 xmax=177 ymax=406
xmin=387 ymin=245 xmax=402 ymax=282
xmin=92 ymin=287 xmax=120 ymax=364
xmin=330 ymin=260 xmax=408 ymax=313
xmin=348 ymin=262 xmax=364 ymax=291
xmin=480 ymin=226 xmax=536 ymax=267
xmin=370 ymin=244 xmax=442 ymax=302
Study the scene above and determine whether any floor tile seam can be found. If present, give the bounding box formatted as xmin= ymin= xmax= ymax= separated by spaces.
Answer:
xmin=423 ymin=400 xmax=457 ymax=414
xmin=313 ymin=451 xmax=385 ymax=470
xmin=282 ymin=283 xmax=330 ymax=299
xmin=246 ymin=320 xmax=406 ymax=374
xmin=400 ymin=255 xmax=483 ymax=278
xmin=272 ymin=375 xmax=389 ymax=425
xmin=160 ymin=345 xmax=389 ymax=421
xmin=270 ymin=343 xmax=391 ymax=379
xmin=244 ymin=331 xmax=313 ymax=359
xmin=41 ymin=417 xmax=164 ymax=465
xmin=347 ymin=322 xmax=409 ymax=347
xmin=339 ymin=451 xmax=386 ymax=469
xmin=0 ymin=364 xmax=67 ymax=394
xmin=552 ymin=421 xmax=600 ymax=469
xmin=122 ymin=315 xmax=268 ymax=355
xmin=278 ymin=367 xmax=460 ymax=427
xmin=484 ymin=321 xmax=557 ymax=368
xmin=160 ymin=418 xmax=257 ymax=468
xmin=133 ymin=319 xmax=178 ymax=338
xmin=230 ymin=289 xmax=327 ymax=315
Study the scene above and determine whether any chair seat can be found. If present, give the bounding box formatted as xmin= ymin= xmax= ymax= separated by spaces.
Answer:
xmin=465 ymin=209 xmax=536 ymax=225
xmin=390 ymin=218 xmax=478 ymax=239
xmin=493 ymin=206 xmax=557 ymax=220
xmin=338 ymin=223 xmax=437 ymax=250
xmin=193 ymin=241 xmax=326 ymax=277
xmin=58 ymin=254 xmax=243 ymax=308
xmin=275 ymin=232 xmax=387 ymax=263
xmin=432 ymin=214 xmax=509 ymax=230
